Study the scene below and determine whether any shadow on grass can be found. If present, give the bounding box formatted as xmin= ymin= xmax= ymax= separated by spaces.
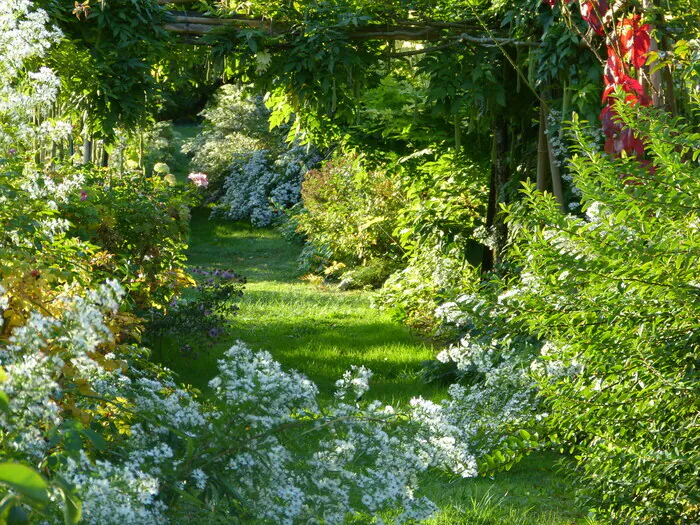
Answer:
xmin=187 ymin=208 xmax=302 ymax=282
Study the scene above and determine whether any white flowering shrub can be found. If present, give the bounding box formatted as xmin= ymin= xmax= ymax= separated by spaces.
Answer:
xmin=183 ymin=84 xmax=321 ymax=225
xmin=373 ymin=154 xmax=487 ymax=331
xmin=0 ymin=279 xmax=485 ymax=523
xmin=376 ymin=242 xmax=479 ymax=333
xmin=204 ymin=344 xmax=477 ymax=524
xmin=216 ymin=143 xmax=320 ymax=227
xmin=427 ymin=288 xmax=545 ymax=464
xmin=182 ymin=84 xmax=271 ymax=189
xmin=0 ymin=0 xmax=64 ymax=148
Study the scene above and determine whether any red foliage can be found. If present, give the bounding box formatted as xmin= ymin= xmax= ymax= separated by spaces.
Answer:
xmin=604 ymin=48 xmax=626 ymax=85
xmin=580 ymin=0 xmax=608 ymax=36
xmin=542 ymin=0 xmax=653 ymax=159
xmin=600 ymin=106 xmax=621 ymax=139
xmin=618 ymin=15 xmax=651 ymax=69
xmin=602 ymin=75 xmax=649 ymax=106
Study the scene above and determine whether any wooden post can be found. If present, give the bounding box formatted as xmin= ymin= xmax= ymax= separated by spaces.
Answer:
xmin=83 ymin=136 xmax=92 ymax=164
xmin=542 ymin=91 xmax=565 ymax=212
xmin=454 ymin=114 xmax=462 ymax=153
xmin=536 ymin=103 xmax=549 ymax=192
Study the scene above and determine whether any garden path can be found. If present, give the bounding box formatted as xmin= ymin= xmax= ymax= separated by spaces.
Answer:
xmin=180 ymin=207 xmax=441 ymax=403
xmin=168 ymin=208 xmax=583 ymax=525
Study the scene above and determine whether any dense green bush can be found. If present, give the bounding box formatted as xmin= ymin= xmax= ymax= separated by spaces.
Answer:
xmin=62 ymin=168 xmax=196 ymax=310
xmin=486 ymin=105 xmax=700 ymax=522
xmin=290 ymin=154 xmax=405 ymax=286
xmin=376 ymin=153 xmax=487 ymax=332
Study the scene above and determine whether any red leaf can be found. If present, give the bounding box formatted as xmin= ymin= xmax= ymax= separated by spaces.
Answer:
xmin=580 ymin=0 xmax=609 ymax=36
xmin=618 ymin=16 xmax=651 ymax=68
xmin=604 ymin=48 xmax=625 ymax=85
xmin=603 ymin=74 xmax=650 ymax=106
xmin=616 ymin=127 xmax=645 ymax=157
xmin=604 ymin=137 xmax=616 ymax=156
xmin=600 ymin=106 xmax=622 ymax=139
xmin=620 ymin=75 xmax=650 ymax=106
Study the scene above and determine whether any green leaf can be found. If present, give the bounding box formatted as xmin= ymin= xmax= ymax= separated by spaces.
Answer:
xmin=61 ymin=490 xmax=81 ymax=525
xmin=80 ymin=429 xmax=106 ymax=451
xmin=0 ymin=391 xmax=9 ymax=414
xmin=7 ymin=504 xmax=29 ymax=525
xmin=0 ymin=463 xmax=49 ymax=505
xmin=53 ymin=477 xmax=82 ymax=525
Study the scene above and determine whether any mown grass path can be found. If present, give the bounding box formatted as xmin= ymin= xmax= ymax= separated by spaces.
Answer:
xmin=180 ymin=208 xmax=441 ymax=403
xmin=163 ymin=207 xmax=587 ymax=525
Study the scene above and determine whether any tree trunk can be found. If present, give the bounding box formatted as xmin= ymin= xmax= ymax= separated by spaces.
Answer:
xmin=642 ymin=0 xmax=663 ymax=107
xmin=481 ymin=115 xmax=509 ymax=272
xmin=454 ymin=114 xmax=462 ymax=153
xmin=542 ymin=91 xmax=565 ymax=212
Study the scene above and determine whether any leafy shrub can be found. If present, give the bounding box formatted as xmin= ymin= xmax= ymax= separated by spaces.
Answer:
xmin=145 ymin=266 xmax=245 ymax=353
xmin=505 ymin=107 xmax=700 ymax=523
xmin=377 ymin=243 xmax=479 ymax=333
xmin=291 ymin=154 xmax=405 ymax=285
xmin=442 ymin=104 xmax=700 ymax=522
xmin=62 ymin=168 xmax=196 ymax=310
xmin=375 ymin=153 xmax=487 ymax=331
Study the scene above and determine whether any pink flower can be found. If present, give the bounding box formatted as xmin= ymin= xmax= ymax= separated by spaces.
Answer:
xmin=188 ymin=172 xmax=209 ymax=189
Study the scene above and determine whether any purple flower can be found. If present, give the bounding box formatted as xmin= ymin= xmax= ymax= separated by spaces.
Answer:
xmin=80 ymin=190 xmax=88 ymax=202
xmin=208 ymin=328 xmax=219 ymax=338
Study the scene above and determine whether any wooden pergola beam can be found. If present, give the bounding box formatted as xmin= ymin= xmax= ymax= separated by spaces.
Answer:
xmin=161 ymin=12 xmax=539 ymax=47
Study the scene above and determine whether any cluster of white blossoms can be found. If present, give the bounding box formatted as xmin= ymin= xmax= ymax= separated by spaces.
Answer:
xmin=1 ymin=282 xmax=483 ymax=524
xmin=0 ymin=0 xmax=63 ymax=148
xmin=21 ymin=167 xmax=86 ymax=206
xmin=217 ymin=143 xmax=320 ymax=226
xmin=208 ymin=342 xmax=478 ymax=524
xmin=434 ymin=291 xmax=545 ymax=456
xmin=334 ymin=364 xmax=372 ymax=400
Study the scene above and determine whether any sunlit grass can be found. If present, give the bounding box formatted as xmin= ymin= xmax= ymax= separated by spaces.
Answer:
xmin=167 ymin=209 xmax=440 ymax=403
xmin=161 ymin=204 xmax=588 ymax=525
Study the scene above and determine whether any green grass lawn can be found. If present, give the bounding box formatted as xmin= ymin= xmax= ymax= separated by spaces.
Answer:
xmin=176 ymin=208 xmax=441 ymax=404
xmin=154 ymin=206 xmax=589 ymax=525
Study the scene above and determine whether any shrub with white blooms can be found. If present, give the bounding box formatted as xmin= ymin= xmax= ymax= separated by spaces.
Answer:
xmin=0 ymin=0 xmax=67 ymax=147
xmin=0 ymin=281 xmax=481 ymax=523
xmin=215 ymin=143 xmax=320 ymax=226
xmin=429 ymin=288 xmax=549 ymax=460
